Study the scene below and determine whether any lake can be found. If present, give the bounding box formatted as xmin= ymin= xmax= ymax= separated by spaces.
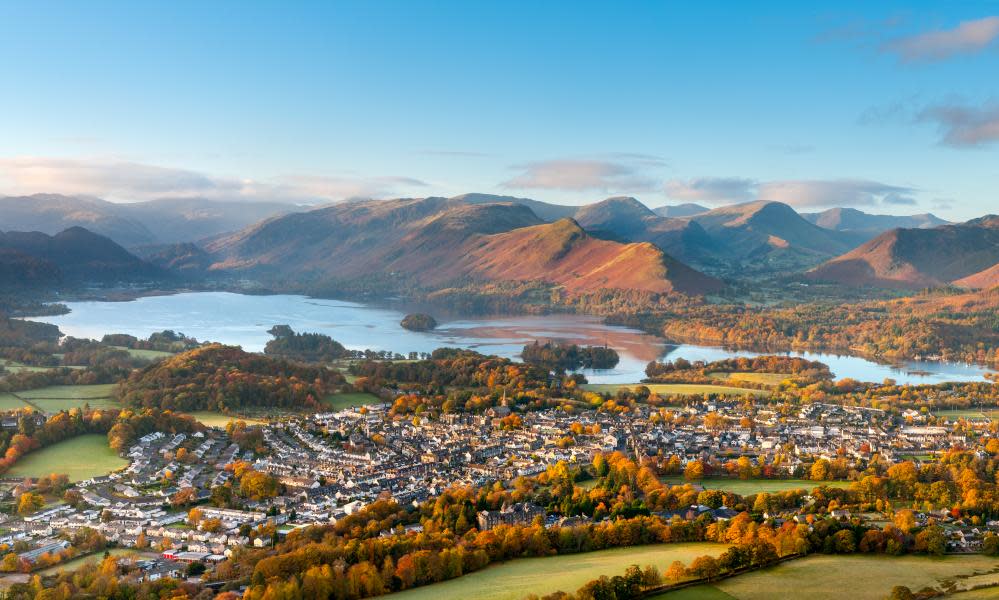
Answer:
xmin=30 ymin=291 xmax=993 ymax=385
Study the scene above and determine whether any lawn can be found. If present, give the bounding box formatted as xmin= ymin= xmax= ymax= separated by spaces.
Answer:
xmin=664 ymin=477 xmax=853 ymax=495
xmin=7 ymin=434 xmax=127 ymax=481
xmin=707 ymin=372 xmax=788 ymax=386
xmin=323 ymin=392 xmax=384 ymax=411
xmin=580 ymin=384 xmax=767 ymax=398
xmin=387 ymin=543 xmax=728 ymax=600
xmin=0 ymin=394 xmax=28 ymax=411
xmin=185 ymin=411 xmax=268 ymax=427
xmin=38 ymin=548 xmax=140 ymax=575
xmin=653 ymin=555 xmax=999 ymax=600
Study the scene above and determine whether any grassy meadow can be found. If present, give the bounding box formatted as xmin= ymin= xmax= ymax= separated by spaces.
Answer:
xmin=664 ymin=477 xmax=853 ymax=495
xmin=707 ymin=372 xmax=788 ymax=386
xmin=38 ymin=548 xmax=141 ymax=575
xmin=580 ymin=383 xmax=766 ymax=398
xmin=654 ymin=555 xmax=999 ymax=600
xmin=323 ymin=392 xmax=383 ymax=411
xmin=388 ymin=543 xmax=728 ymax=600
xmin=13 ymin=384 xmax=119 ymax=412
xmin=0 ymin=394 xmax=28 ymax=411
xmin=7 ymin=434 xmax=127 ymax=481
xmin=184 ymin=411 xmax=268 ymax=427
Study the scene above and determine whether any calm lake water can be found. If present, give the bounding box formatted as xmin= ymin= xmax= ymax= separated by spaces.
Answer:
xmin=30 ymin=291 xmax=993 ymax=385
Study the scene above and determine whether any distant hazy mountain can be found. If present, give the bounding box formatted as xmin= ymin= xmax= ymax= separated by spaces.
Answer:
xmin=0 ymin=194 xmax=156 ymax=247
xmin=0 ymin=226 xmax=162 ymax=285
xmin=653 ymin=203 xmax=709 ymax=218
xmin=202 ymin=196 xmax=722 ymax=295
xmin=686 ymin=201 xmax=858 ymax=271
xmin=572 ymin=197 xmax=720 ymax=265
xmin=803 ymin=207 xmax=948 ymax=236
xmin=121 ymin=198 xmax=301 ymax=244
xmin=807 ymin=216 xmax=999 ymax=289
xmin=0 ymin=194 xmax=301 ymax=247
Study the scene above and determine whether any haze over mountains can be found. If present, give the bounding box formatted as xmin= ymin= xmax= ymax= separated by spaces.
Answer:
xmin=0 ymin=194 xmax=302 ymax=248
xmin=3 ymin=191 xmax=997 ymax=295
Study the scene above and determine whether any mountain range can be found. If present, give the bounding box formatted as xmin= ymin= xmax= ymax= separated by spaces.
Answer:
xmin=0 ymin=226 xmax=162 ymax=286
xmin=5 ymin=191 xmax=995 ymax=295
xmin=0 ymin=194 xmax=301 ymax=248
xmin=807 ymin=216 xmax=999 ymax=289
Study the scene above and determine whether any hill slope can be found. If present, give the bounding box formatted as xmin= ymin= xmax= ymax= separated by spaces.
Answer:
xmin=572 ymin=197 xmax=720 ymax=264
xmin=803 ymin=208 xmax=948 ymax=237
xmin=807 ymin=216 xmax=999 ymax=288
xmin=204 ymin=197 xmax=721 ymax=295
xmin=687 ymin=201 xmax=858 ymax=271
xmin=0 ymin=227 xmax=162 ymax=285
xmin=0 ymin=194 xmax=300 ymax=247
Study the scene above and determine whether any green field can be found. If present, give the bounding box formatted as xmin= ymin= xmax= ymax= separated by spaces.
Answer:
xmin=388 ymin=543 xmax=727 ymax=600
xmin=13 ymin=384 xmax=119 ymax=412
xmin=665 ymin=477 xmax=853 ymax=495
xmin=708 ymin=372 xmax=789 ymax=386
xmin=654 ymin=555 xmax=999 ymax=600
xmin=37 ymin=548 xmax=140 ymax=575
xmin=185 ymin=411 xmax=268 ymax=427
xmin=0 ymin=360 xmax=54 ymax=374
xmin=580 ymin=384 xmax=767 ymax=398
xmin=110 ymin=346 xmax=175 ymax=360
xmin=323 ymin=392 xmax=383 ymax=410
xmin=7 ymin=434 xmax=127 ymax=481
xmin=0 ymin=393 xmax=28 ymax=411
xmin=16 ymin=384 xmax=117 ymax=399
xmin=934 ymin=409 xmax=999 ymax=420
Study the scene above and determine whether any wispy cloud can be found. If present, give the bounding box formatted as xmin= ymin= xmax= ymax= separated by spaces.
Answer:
xmin=918 ymin=102 xmax=999 ymax=147
xmin=665 ymin=176 xmax=918 ymax=209
xmin=883 ymin=16 xmax=999 ymax=62
xmin=663 ymin=177 xmax=756 ymax=203
xmin=502 ymin=158 xmax=658 ymax=192
xmin=758 ymin=179 xmax=916 ymax=208
xmin=0 ymin=157 xmax=429 ymax=203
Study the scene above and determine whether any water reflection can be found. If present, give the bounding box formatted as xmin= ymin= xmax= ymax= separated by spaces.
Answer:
xmin=30 ymin=291 xmax=993 ymax=385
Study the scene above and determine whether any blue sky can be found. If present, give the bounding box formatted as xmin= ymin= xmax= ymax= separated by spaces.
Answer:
xmin=1 ymin=1 xmax=998 ymax=219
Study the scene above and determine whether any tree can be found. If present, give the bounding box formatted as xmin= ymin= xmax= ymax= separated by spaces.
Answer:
xmin=666 ymin=560 xmax=686 ymax=582
xmin=684 ymin=460 xmax=705 ymax=481
xmin=17 ymin=492 xmax=44 ymax=516
xmin=687 ymin=555 xmax=720 ymax=581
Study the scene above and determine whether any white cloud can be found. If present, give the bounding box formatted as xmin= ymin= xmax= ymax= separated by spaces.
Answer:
xmin=918 ymin=102 xmax=999 ymax=147
xmin=883 ymin=16 xmax=999 ymax=62
xmin=502 ymin=159 xmax=657 ymax=192
xmin=758 ymin=179 xmax=917 ymax=208
xmin=665 ymin=176 xmax=917 ymax=209
xmin=0 ymin=157 xmax=428 ymax=203
xmin=663 ymin=177 xmax=756 ymax=203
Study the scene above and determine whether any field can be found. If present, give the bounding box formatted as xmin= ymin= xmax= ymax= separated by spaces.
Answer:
xmin=388 ymin=543 xmax=727 ymax=600
xmin=707 ymin=372 xmax=788 ymax=386
xmin=934 ymin=409 xmax=999 ymax=421
xmin=580 ymin=384 xmax=767 ymax=398
xmin=0 ymin=393 xmax=28 ymax=411
xmin=185 ymin=411 xmax=268 ymax=427
xmin=664 ymin=477 xmax=853 ymax=495
xmin=323 ymin=392 xmax=383 ymax=411
xmin=111 ymin=346 xmax=175 ymax=360
xmin=654 ymin=554 xmax=999 ymax=600
xmin=6 ymin=434 xmax=127 ymax=481
xmin=0 ymin=359 xmax=53 ymax=374
xmin=15 ymin=384 xmax=119 ymax=412
xmin=38 ymin=548 xmax=141 ymax=575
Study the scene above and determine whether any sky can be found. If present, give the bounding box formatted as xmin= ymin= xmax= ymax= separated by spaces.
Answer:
xmin=1 ymin=1 xmax=998 ymax=220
